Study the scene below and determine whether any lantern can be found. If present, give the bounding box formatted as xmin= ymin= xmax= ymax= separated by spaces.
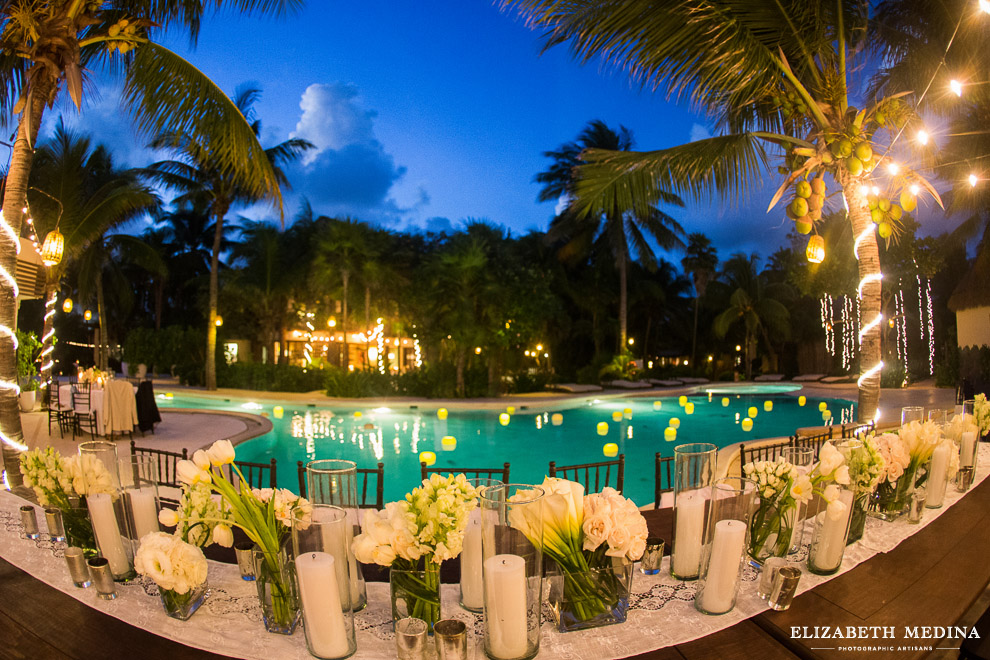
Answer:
xmin=798 ymin=396 xmax=807 ymax=406
xmin=678 ymin=395 xmax=688 ymax=406
xmin=41 ymin=229 xmax=64 ymax=267
xmin=83 ymin=309 xmax=92 ymax=322
xmin=506 ymin=406 xmax=515 ymax=415
xmin=748 ymin=406 xmax=758 ymax=418
xmin=819 ymin=402 xmax=827 ymax=412
xmin=806 ymin=235 xmax=825 ymax=263
xmin=670 ymin=417 xmax=681 ymax=429
xmin=437 ymin=408 xmax=448 ymax=420
xmin=499 ymin=413 xmax=511 ymax=426
xmin=722 ymin=397 xmax=730 ymax=407
xmin=215 ymin=315 xmax=223 ymax=327
xmin=653 ymin=401 xmax=662 ymax=410
xmin=664 ymin=427 xmax=677 ymax=442
xmin=685 ymin=402 xmax=695 ymax=415
xmin=419 ymin=451 xmax=437 ymax=466
xmin=441 ymin=436 xmax=456 ymax=451
xmin=611 ymin=411 xmax=622 ymax=422
xmin=61 ymin=298 xmax=73 ymax=313
xmin=596 ymin=422 xmax=609 ymax=436
xmin=764 ymin=400 xmax=773 ymax=412
xmin=273 ymin=406 xmax=284 ymax=419
xmin=623 ymin=407 xmax=632 ymax=419
xmin=551 ymin=413 xmax=563 ymax=426
xmin=742 ymin=417 xmax=754 ymax=432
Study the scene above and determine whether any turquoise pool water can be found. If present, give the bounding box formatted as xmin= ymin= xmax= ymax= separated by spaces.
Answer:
xmin=158 ymin=390 xmax=855 ymax=507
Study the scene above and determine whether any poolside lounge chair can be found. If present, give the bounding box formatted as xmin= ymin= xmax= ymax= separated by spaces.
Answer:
xmin=792 ymin=374 xmax=825 ymax=382
xmin=547 ymin=383 xmax=604 ymax=393
xmin=549 ymin=455 xmax=624 ymax=494
xmin=648 ymin=379 xmax=684 ymax=387
xmin=606 ymin=379 xmax=651 ymax=389
xmin=678 ymin=377 xmax=710 ymax=384
xmin=754 ymin=374 xmax=785 ymax=382
xmin=820 ymin=375 xmax=854 ymax=384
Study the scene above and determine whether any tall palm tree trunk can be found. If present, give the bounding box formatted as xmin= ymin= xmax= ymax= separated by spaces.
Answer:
xmin=617 ymin=254 xmax=628 ymax=350
xmin=841 ymin=180 xmax=882 ymax=422
xmin=96 ymin=274 xmax=109 ymax=372
xmin=340 ymin=271 xmax=349 ymax=370
xmin=690 ymin=295 xmax=700 ymax=366
xmin=205 ymin=206 xmax=227 ymax=390
xmin=744 ymin=329 xmax=753 ymax=381
xmin=0 ymin=75 xmax=55 ymax=486
xmin=40 ymin=277 xmax=59 ymax=384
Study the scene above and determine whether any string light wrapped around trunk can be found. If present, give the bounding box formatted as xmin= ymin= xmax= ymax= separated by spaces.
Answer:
xmin=41 ymin=228 xmax=64 ymax=266
xmin=806 ymin=235 xmax=825 ymax=264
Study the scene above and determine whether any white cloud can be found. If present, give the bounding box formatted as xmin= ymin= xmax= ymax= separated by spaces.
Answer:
xmin=689 ymin=123 xmax=712 ymax=143
xmin=290 ymin=83 xmax=377 ymax=166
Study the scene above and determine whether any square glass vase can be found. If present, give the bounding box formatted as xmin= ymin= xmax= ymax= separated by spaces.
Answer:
xmin=546 ymin=560 xmax=634 ymax=633
xmin=159 ymin=582 xmax=210 ymax=621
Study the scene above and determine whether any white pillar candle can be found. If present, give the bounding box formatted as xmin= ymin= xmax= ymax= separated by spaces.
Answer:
xmin=699 ymin=519 xmax=746 ymax=613
xmin=87 ymin=493 xmax=130 ymax=576
xmin=926 ymin=442 xmax=950 ymax=508
xmin=460 ymin=509 xmax=483 ymax=609
xmin=319 ymin=514 xmax=353 ymax=608
xmin=960 ymin=431 xmax=978 ymax=468
xmin=484 ymin=554 xmax=528 ymax=659
xmin=343 ymin=518 xmax=363 ymax=603
xmin=296 ymin=552 xmax=350 ymax=658
xmin=814 ymin=490 xmax=854 ymax=570
xmin=128 ymin=487 xmax=159 ymax=541
xmin=672 ymin=491 xmax=705 ymax=578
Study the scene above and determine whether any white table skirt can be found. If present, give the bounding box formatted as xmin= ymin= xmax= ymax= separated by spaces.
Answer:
xmin=58 ymin=383 xmax=136 ymax=436
xmin=1 ymin=444 xmax=988 ymax=660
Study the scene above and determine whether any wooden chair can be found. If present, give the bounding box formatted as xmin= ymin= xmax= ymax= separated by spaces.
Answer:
xmin=420 ymin=462 xmax=510 ymax=484
xmin=296 ymin=461 xmax=385 ymax=510
xmin=71 ymin=383 xmax=99 ymax=439
xmin=549 ymin=455 xmax=624 ymax=494
xmin=221 ymin=458 xmax=277 ymax=490
xmin=45 ymin=380 xmax=72 ymax=437
xmin=739 ymin=438 xmax=794 ymax=469
xmin=130 ymin=442 xmax=188 ymax=505
xmin=654 ymin=453 xmax=673 ymax=509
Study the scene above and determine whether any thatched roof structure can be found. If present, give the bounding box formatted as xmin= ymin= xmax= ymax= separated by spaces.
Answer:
xmin=949 ymin=241 xmax=990 ymax=311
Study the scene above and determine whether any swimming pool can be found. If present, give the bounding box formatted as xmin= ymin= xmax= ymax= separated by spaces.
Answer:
xmin=158 ymin=389 xmax=856 ymax=506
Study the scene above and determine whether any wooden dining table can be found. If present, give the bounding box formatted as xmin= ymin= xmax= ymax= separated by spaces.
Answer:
xmin=1 ymin=477 xmax=987 ymax=660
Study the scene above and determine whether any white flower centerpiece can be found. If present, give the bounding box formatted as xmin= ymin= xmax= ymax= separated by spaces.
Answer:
xmin=135 ymin=532 xmax=210 ymax=620
xmin=745 ymin=442 xmax=850 ymax=562
xmin=352 ymin=473 xmax=478 ymax=631
xmin=972 ymin=394 xmax=990 ymax=439
xmin=869 ymin=421 xmax=940 ymax=520
xmin=19 ymin=447 xmax=116 ymax=556
xmin=843 ymin=435 xmax=886 ymax=543
xmin=166 ymin=440 xmax=310 ymax=634
xmin=506 ymin=478 xmax=648 ymax=632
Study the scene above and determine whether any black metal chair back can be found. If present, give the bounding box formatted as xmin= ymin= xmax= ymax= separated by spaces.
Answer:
xmin=739 ymin=438 xmax=795 ymax=470
xmin=841 ymin=421 xmax=875 ymax=438
xmin=130 ymin=441 xmax=189 ymax=490
xmin=296 ymin=461 xmax=385 ymax=509
xmin=549 ymin=455 xmax=625 ymax=494
xmin=420 ymin=462 xmax=510 ymax=484
xmin=654 ymin=453 xmax=673 ymax=509
xmin=72 ymin=383 xmax=99 ymax=438
xmin=221 ymin=458 xmax=277 ymax=490
xmin=792 ymin=428 xmax=834 ymax=460
xmin=46 ymin=379 xmax=72 ymax=436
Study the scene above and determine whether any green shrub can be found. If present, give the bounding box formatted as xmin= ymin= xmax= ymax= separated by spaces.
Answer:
xmin=880 ymin=363 xmax=907 ymax=389
xmin=505 ymin=369 xmax=550 ymax=394
xmin=218 ymin=362 xmax=327 ymax=392
xmin=123 ymin=326 xmax=203 ymax=379
xmin=324 ymin=368 xmax=395 ymax=397
xmin=15 ymin=330 xmax=41 ymax=390
xmin=934 ymin=343 xmax=959 ymax=388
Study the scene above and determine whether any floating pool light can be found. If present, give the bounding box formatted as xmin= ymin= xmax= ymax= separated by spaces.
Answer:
xmin=603 ymin=442 xmax=618 ymax=457
xmin=722 ymin=398 xmax=730 ymax=407
xmin=273 ymin=406 xmax=284 ymax=419
xmin=798 ymin=396 xmax=806 ymax=406
xmin=353 ymin=411 xmax=362 ymax=419
xmin=742 ymin=418 xmax=754 ymax=432
xmin=818 ymin=402 xmax=827 ymax=412
xmin=506 ymin=406 xmax=515 ymax=415
xmin=822 ymin=410 xmax=832 ymax=422
xmin=441 ymin=436 xmax=456 ymax=451
xmin=653 ymin=401 xmax=662 ymax=410
xmin=499 ymin=413 xmax=511 ymax=426
xmin=165 ymin=392 xmax=173 ymax=399
xmin=764 ymin=400 xmax=773 ymax=412
xmin=420 ymin=451 xmax=437 ymax=466
xmin=551 ymin=413 xmax=563 ymax=426
xmin=748 ymin=407 xmax=758 ymax=418
xmin=597 ymin=422 xmax=609 ymax=436
xmin=664 ymin=427 xmax=677 ymax=441
xmin=437 ymin=408 xmax=448 ymax=420
xmin=685 ymin=402 xmax=695 ymax=415
xmin=670 ymin=417 xmax=680 ymax=429
xmin=611 ymin=411 xmax=623 ymax=422
xmin=623 ymin=407 xmax=632 ymax=420
xmin=678 ymin=395 xmax=688 ymax=406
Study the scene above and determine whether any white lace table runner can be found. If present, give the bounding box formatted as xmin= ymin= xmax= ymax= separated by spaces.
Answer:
xmin=2 ymin=443 xmax=987 ymax=660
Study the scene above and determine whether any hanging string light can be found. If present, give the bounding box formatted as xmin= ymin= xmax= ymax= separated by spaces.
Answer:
xmin=0 ymin=211 xmax=27 ymax=453
xmin=413 ymin=336 xmax=422 ymax=368
xmin=925 ymin=278 xmax=935 ymax=376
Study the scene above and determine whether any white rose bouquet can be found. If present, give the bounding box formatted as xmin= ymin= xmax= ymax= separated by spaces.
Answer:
xmin=870 ymin=421 xmax=940 ymax=519
xmin=352 ymin=473 xmax=478 ymax=629
xmin=135 ymin=532 xmax=209 ymax=618
xmin=506 ymin=477 xmax=648 ymax=629
xmin=19 ymin=447 xmax=115 ymax=555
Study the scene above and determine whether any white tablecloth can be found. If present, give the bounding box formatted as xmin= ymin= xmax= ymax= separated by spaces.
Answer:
xmin=2 ymin=444 xmax=988 ymax=660
xmin=58 ymin=383 xmax=137 ymax=436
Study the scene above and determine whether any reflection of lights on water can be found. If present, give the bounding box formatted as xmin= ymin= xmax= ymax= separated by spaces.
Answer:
xmin=242 ymin=402 xmax=263 ymax=410
xmin=394 ymin=435 xmax=401 ymax=454
xmin=411 ymin=417 xmax=422 ymax=453
xmin=373 ymin=407 xmax=391 ymax=414
xmin=536 ymin=416 xmax=542 ymax=429
xmin=627 ymin=426 xmax=633 ymax=439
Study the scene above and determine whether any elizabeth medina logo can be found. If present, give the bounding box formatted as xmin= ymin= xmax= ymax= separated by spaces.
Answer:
xmin=790 ymin=626 xmax=980 ymax=652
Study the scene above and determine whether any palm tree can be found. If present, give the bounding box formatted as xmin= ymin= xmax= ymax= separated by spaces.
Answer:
xmin=713 ymin=255 xmax=793 ymax=381
xmin=536 ymin=119 xmax=685 ymax=349
xmin=144 ymin=85 xmax=313 ymax=389
xmin=28 ymin=123 xmax=159 ymax=381
xmin=505 ymin=1 xmax=947 ymax=420
xmin=0 ymin=0 xmax=299 ymax=484
xmin=680 ymin=233 xmax=719 ymax=366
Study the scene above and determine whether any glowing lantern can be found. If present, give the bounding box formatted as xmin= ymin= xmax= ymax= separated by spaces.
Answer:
xmin=822 ymin=410 xmax=832 ymax=422
xmin=623 ymin=407 xmax=632 ymax=420
xmin=603 ymin=442 xmax=619 ymax=457
xmin=41 ymin=228 xmax=64 ymax=266
xmin=748 ymin=407 xmax=758 ymax=418
xmin=678 ymin=395 xmax=688 ymax=406
xmin=670 ymin=417 xmax=680 ymax=429
xmin=273 ymin=406 xmax=284 ymax=419
xmin=685 ymin=402 xmax=695 ymax=415
xmin=742 ymin=418 xmax=754 ymax=432
xmin=764 ymin=400 xmax=773 ymax=412
xmin=214 ymin=315 xmax=223 ymax=327
xmin=83 ymin=309 xmax=92 ymax=321
xmin=611 ymin=411 xmax=623 ymax=422
xmin=806 ymin=235 xmax=825 ymax=264
xmin=420 ymin=451 xmax=437 ymax=466
xmin=664 ymin=427 xmax=677 ymax=442
xmin=551 ymin=413 xmax=563 ymax=426
xmin=499 ymin=413 xmax=511 ymax=426
xmin=61 ymin=298 xmax=73 ymax=313
xmin=722 ymin=397 xmax=729 ymax=407
xmin=437 ymin=408 xmax=448 ymax=420
xmin=818 ymin=402 xmax=827 ymax=412
xmin=506 ymin=406 xmax=515 ymax=415
xmin=441 ymin=436 xmax=456 ymax=451
xmin=798 ymin=396 xmax=807 ymax=407
xmin=597 ymin=422 xmax=609 ymax=436
xmin=653 ymin=401 xmax=662 ymax=410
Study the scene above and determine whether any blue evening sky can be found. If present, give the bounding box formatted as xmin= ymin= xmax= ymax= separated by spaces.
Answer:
xmin=53 ymin=1 xmax=951 ymax=260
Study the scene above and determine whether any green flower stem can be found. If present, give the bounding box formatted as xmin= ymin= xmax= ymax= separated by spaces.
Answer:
xmin=392 ymin=562 xmax=441 ymax=629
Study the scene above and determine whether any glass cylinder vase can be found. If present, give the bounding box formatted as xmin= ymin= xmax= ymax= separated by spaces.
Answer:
xmin=781 ymin=447 xmax=815 ymax=553
xmin=291 ymin=505 xmax=357 ymax=659
xmin=64 ymin=502 xmax=98 ymax=558
xmin=160 ymin=581 xmax=209 ymax=620
xmin=78 ymin=440 xmax=121 ymax=489
xmin=481 ymin=483 xmax=544 ymax=660
xmin=807 ymin=488 xmax=855 ymax=575
xmin=846 ymin=491 xmax=870 ymax=545
xmin=305 ymin=459 xmax=367 ymax=611
xmin=118 ymin=456 xmax=160 ymax=545
xmin=695 ymin=477 xmax=756 ymax=615
xmin=461 ymin=478 xmax=503 ymax=613
xmin=253 ymin=548 xmax=301 ymax=635
xmin=86 ymin=491 xmax=136 ymax=581
xmin=901 ymin=406 xmax=925 ymax=425
xmin=671 ymin=443 xmax=717 ymax=580
xmin=390 ymin=565 xmax=442 ymax=633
